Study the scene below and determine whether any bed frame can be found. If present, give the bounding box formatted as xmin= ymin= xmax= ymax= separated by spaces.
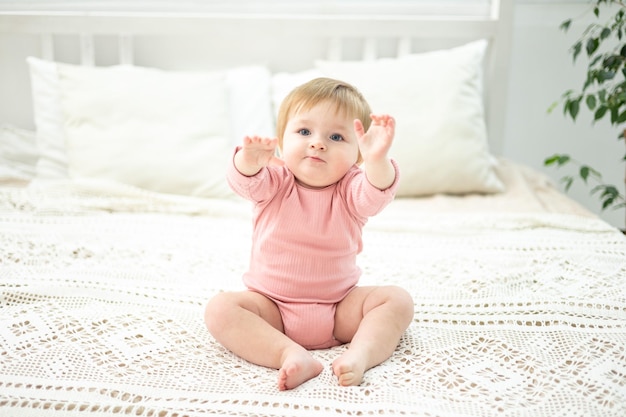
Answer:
xmin=0 ymin=0 xmax=513 ymax=154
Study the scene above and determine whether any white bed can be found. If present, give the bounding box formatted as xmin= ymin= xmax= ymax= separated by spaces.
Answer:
xmin=1 ymin=2 xmax=625 ymax=416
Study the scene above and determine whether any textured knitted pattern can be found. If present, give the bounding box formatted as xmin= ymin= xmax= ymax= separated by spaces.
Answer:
xmin=1 ymin=181 xmax=625 ymax=417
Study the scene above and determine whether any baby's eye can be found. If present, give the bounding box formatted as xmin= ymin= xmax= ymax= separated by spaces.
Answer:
xmin=329 ymin=134 xmax=343 ymax=142
xmin=298 ymin=128 xmax=311 ymax=136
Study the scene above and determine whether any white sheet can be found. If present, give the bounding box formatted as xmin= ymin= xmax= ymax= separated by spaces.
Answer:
xmin=0 ymin=162 xmax=624 ymax=417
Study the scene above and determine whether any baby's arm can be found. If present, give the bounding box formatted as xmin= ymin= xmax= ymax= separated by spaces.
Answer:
xmin=354 ymin=114 xmax=396 ymax=190
xmin=234 ymin=136 xmax=283 ymax=176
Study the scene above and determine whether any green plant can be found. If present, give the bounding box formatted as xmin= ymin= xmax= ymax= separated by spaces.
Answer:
xmin=545 ymin=0 xmax=626 ymax=227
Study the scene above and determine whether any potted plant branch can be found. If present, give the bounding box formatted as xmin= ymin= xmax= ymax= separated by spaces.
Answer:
xmin=545 ymin=0 xmax=626 ymax=230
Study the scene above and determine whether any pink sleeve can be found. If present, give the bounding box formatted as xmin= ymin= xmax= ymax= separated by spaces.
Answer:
xmin=344 ymin=159 xmax=400 ymax=218
xmin=226 ymin=146 xmax=284 ymax=203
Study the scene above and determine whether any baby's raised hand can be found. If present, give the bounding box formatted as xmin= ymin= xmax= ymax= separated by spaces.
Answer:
xmin=354 ymin=114 xmax=395 ymax=163
xmin=235 ymin=136 xmax=284 ymax=176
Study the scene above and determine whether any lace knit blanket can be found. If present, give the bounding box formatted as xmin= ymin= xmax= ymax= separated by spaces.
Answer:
xmin=1 ymin=182 xmax=625 ymax=417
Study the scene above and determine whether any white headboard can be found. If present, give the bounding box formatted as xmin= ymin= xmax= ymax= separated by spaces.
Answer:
xmin=0 ymin=0 xmax=513 ymax=154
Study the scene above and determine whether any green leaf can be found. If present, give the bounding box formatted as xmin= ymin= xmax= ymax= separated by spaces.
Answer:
xmin=591 ymin=184 xmax=603 ymax=195
xmin=573 ymin=41 xmax=582 ymax=62
xmin=602 ymin=196 xmax=616 ymax=209
xmin=611 ymin=106 xmax=619 ymax=123
xmin=562 ymin=89 xmax=575 ymax=98
xmin=560 ymin=19 xmax=572 ymax=31
xmin=600 ymin=27 xmax=612 ymax=39
xmin=580 ymin=166 xmax=590 ymax=182
xmin=547 ymin=100 xmax=559 ymax=114
xmin=589 ymin=165 xmax=602 ymax=178
xmin=586 ymin=38 xmax=599 ymax=56
xmin=590 ymin=55 xmax=604 ymax=67
xmin=618 ymin=109 xmax=626 ymax=123
xmin=558 ymin=154 xmax=571 ymax=165
xmin=598 ymin=70 xmax=616 ymax=81
xmin=544 ymin=156 xmax=557 ymax=166
xmin=603 ymin=185 xmax=619 ymax=196
xmin=562 ymin=176 xmax=574 ymax=191
xmin=555 ymin=154 xmax=571 ymax=165
xmin=590 ymin=185 xmax=621 ymax=210
xmin=586 ymin=94 xmax=597 ymax=110
xmin=567 ymin=98 xmax=581 ymax=120
xmin=544 ymin=155 xmax=559 ymax=166
xmin=603 ymin=55 xmax=618 ymax=68
xmin=595 ymin=105 xmax=608 ymax=120
xmin=544 ymin=154 xmax=570 ymax=166
xmin=586 ymin=70 xmax=598 ymax=88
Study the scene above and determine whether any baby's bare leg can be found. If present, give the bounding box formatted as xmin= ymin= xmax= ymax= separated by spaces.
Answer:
xmin=204 ymin=291 xmax=322 ymax=390
xmin=332 ymin=286 xmax=414 ymax=386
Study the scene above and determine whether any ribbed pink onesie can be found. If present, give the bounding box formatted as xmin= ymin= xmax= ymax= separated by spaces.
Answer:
xmin=227 ymin=149 xmax=399 ymax=349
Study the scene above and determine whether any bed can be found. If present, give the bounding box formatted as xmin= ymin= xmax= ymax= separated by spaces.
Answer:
xmin=1 ymin=2 xmax=625 ymax=416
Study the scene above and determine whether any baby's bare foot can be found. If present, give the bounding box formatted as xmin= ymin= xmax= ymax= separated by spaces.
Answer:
xmin=278 ymin=348 xmax=323 ymax=391
xmin=332 ymin=350 xmax=367 ymax=386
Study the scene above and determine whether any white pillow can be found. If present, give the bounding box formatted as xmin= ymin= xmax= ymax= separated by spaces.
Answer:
xmin=27 ymin=57 xmax=274 ymax=197
xmin=0 ymin=124 xmax=38 ymax=181
xmin=60 ymin=63 xmax=232 ymax=197
xmin=28 ymin=57 xmax=68 ymax=180
xmin=315 ymin=40 xmax=504 ymax=197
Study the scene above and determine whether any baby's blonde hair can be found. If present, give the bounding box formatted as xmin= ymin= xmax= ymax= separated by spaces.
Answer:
xmin=276 ymin=77 xmax=371 ymax=164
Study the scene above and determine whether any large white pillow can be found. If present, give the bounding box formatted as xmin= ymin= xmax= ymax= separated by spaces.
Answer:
xmin=60 ymin=63 xmax=232 ymax=197
xmin=315 ymin=40 xmax=504 ymax=197
xmin=28 ymin=57 xmax=67 ymax=180
xmin=0 ymin=124 xmax=38 ymax=181
xmin=27 ymin=57 xmax=274 ymax=197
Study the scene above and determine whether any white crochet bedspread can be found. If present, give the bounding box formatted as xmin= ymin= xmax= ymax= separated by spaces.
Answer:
xmin=1 ymin=182 xmax=625 ymax=417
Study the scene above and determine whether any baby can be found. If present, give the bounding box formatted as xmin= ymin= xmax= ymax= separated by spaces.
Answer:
xmin=205 ymin=77 xmax=414 ymax=390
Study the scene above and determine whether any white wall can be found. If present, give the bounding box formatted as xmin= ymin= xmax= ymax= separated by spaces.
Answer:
xmin=504 ymin=1 xmax=625 ymax=229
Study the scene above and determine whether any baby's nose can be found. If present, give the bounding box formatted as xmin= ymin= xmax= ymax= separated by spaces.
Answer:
xmin=309 ymin=137 xmax=326 ymax=150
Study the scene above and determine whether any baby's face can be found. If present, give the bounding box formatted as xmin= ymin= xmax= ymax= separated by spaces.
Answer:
xmin=281 ymin=101 xmax=360 ymax=189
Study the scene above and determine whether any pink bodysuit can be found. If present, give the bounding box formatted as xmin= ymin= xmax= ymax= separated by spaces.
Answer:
xmin=227 ymin=148 xmax=399 ymax=349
